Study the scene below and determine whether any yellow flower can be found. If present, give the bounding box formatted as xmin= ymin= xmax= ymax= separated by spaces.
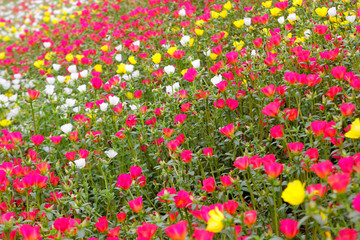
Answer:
xmin=3 ymin=36 xmax=10 ymax=42
xmin=211 ymin=11 xmax=220 ymax=19
xmin=195 ymin=29 xmax=204 ymax=36
xmin=262 ymin=1 xmax=272 ymax=8
xmin=189 ymin=38 xmax=194 ymax=47
xmin=288 ymin=7 xmax=296 ymax=14
xmin=270 ymin=8 xmax=282 ymax=17
xmin=43 ymin=16 xmax=50 ymax=22
xmin=65 ymin=53 xmax=74 ymax=62
xmin=281 ymin=180 xmax=305 ymax=205
xmin=152 ymin=53 xmax=161 ymax=64
xmin=167 ymin=47 xmax=177 ymax=55
xmin=128 ymin=56 xmax=137 ymax=64
xmin=224 ymin=1 xmax=232 ymax=10
xmin=125 ymin=92 xmax=133 ymax=99
xmin=94 ymin=64 xmax=102 ymax=72
xmin=233 ymin=41 xmax=244 ymax=50
xmin=117 ymin=64 xmax=126 ymax=74
xmin=0 ymin=119 xmax=11 ymax=127
xmin=210 ymin=53 xmax=218 ymax=60
xmin=293 ymin=0 xmax=302 ymax=6
xmin=101 ymin=45 xmax=109 ymax=52
xmin=0 ymin=52 xmax=5 ymax=60
xmin=233 ymin=20 xmax=244 ymax=28
xmin=345 ymin=118 xmax=360 ymax=139
xmin=34 ymin=60 xmax=44 ymax=68
xmin=221 ymin=31 xmax=229 ymax=38
xmin=75 ymin=55 xmax=84 ymax=61
xmin=206 ymin=207 xmax=224 ymax=233
xmin=220 ymin=10 xmax=228 ymax=18
xmin=195 ymin=20 xmax=205 ymax=27
xmin=315 ymin=7 xmax=328 ymax=17
xmin=181 ymin=69 xmax=187 ymax=76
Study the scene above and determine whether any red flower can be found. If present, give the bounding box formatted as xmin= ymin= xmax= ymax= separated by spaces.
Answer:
xmin=336 ymin=229 xmax=358 ymax=240
xmin=331 ymin=66 xmax=347 ymax=80
xmin=224 ymin=200 xmax=238 ymax=215
xmin=167 ymin=140 xmax=180 ymax=152
xmin=270 ymin=125 xmax=284 ymax=139
xmin=327 ymin=173 xmax=351 ymax=193
xmin=116 ymin=212 xmax=126 ymax=222
xmin=234 ymin=156 xmax=249 ymax=170
xmin=165 ymin=220 xmax=188 ymax=240
xmin=287 ymin=142 xmax=304 ymax=155
xmin=19 ymin=225 xmax=42 ymax=240
xmin=129 ymin=165 xmax=142 ymax=179
xmin=311 ymin=160 xmax=333 ymax=179
xmin=310 ymin=121 xmax=327 ymax=136
xmin=226 ymin=99 xmax=239 ymax=110
xmin=95 ymin=216 xmax=108 ymax=233
xmin=27 ymin=89 xmax=40 ymax=100
xmin=201 ymin=177 xmax=215 ymax=193
xmin=136 ymin=223 xmax=158 ymax=240
xmin=174 ymin=190 xmax=193 ymax=208
xmin=181 ymin=150 xmax=193 ymax=163
xmin=219 ymin=123 xmax=235 ymax=138
xmin=306 ymin=184 xmax=328 ymax=200
xmin=225 ymin=51 xmax=238 ymax=64
xmin=262 ymin=102 xmax=280 ymax=117
xmin=183 ymin=68 xmax=197 ymax=82
xmin=340 ymin=103 xmax=355 ymax=116
xmin=116 ymin=174 xmax=132 ymax=190
xmin=91 ymin=77 xmax=103 ymax=89
xmin=261 ymin=85 xmax=275 ymax=97
xmin=283 ymin=108 xmax=298 ymax=121
xmin=192 ymin=229 xmax=214 ymax=240
xmin=220 ymin=175 xmax=233 ymax=187
xmin=128 ymin=196 xmax=143 ymax=213
xmin=244 ymin=210 xmax=257 ymax=226
xmin=279 ymin=219 xmax=299 ymax=239
xmin=203 ymin=148 xmax=213 ymax=157
xmin=353 ymin=194 xmax=360 ymax=212
xmin=30 ymin=135 xmax=45 ymax=145
xmin=264 ymin=162 xmax=283 ymax=178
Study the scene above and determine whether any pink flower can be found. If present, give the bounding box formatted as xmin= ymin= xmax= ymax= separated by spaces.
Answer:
xmin=165 ymin=220 xmax=188 ymax=240
xmin=183 ymin=68 xmax=197 ymax=82
xmin=128 ymin=196 xmax=143 ymax=213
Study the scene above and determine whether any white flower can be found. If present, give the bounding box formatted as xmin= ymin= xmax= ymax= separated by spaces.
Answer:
xmin=71 ymin=72 xmax=79 ymax=80
xmin=346 ymin=15 xmax=356 ymax=23
xmin=115 ymin=54 xmax=122 ymax=62
xmin=57 ymin=76 xmax=66 ymax=83
xmin=164 ymin=65 xmax=175 ymax=75
xmin=304 ymin=29 xmax=311 ymax=38
xmin=14 ymin=74 xmax=22 ymax=79
xmin=100 ymin=102 xmax=108 ymax=111
xmin=125 ymin=64 xmax=134 ymax=73
xmin=211 ymin=75 xmax=222 ymax=86
xmin=46 ymin=77 xmax=55 ymax=84
xmin=204 ymin=49 xmax=211 ymax=56
xmin=9 ymin=94 xmax=17 ymax=101
xmin=166 ymin=82 xmax=180 ymax=94
xmin=328 ymin=7 xmax=336 ymax=17
xmin=64 ymin=88 xmax=73 ymax=94
xmin=13 ymin=84 xmax=20 ymax=90
xmin=73 ymin=107 xmax=81 ymax=113
xmin=191 ymin=59 xmax=201 ymax=68
xmin=133 ymin=40 xmax=140 ymax=46
xmin=53 ymin=64 xmax=61 ymax=71
xmin=7 ymin=107 xmax=20 ymax=119
xmin=288 ymin=13 xmax=297 ymax=21
xmin=61 ymin=123 xmax=73 ymax=133
xmin=179 ymin=9 xmax=186 ymax=16
xmin=80 ymin=70 xmax=88 ymax=78
xmin=244 ymin=18 xmax=251 ymax=26
xmin=74 ymin=158 xmax=86 ymax=169
xmin=130 ymin=104 xmax=137 ymax=110
xmin=132 ymin=70 xmax=140 ymax=78
xmin=65 ymin=98 xmax=76 ymax=107
xmin=278 ymin=16 xmax=285 ymax=24
xmin=105 ymin=149 xmax=118 ymax=158
xmin=109 ymin=96 xmax=120 ymax=105
xmin=251 ymin=50 xmax=257 ymax=57
xmin=115 ymin=44 xmax=123 ymax=51
xmin=78 ymin=84 xmax=86 ymax=92
xmin=44 ymin=85 xmax=55 ymax=95
xmin=180 ymin=35 xmax=190 ymax=46
xmin=68 ymin=65 xmax=77 ymax=73
xmin=0 ymin=95 xmax=8 ymax=103
xmin=43 ymin=42 xmax=51 ymax=48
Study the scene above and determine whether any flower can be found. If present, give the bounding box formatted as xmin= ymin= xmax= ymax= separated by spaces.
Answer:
xmin=165 ymin=220 xmax=188 ymax=240
xmin=327 ymin=174 xmax=351 ymax=193
xmin=201 ymin=177 xmax=215 ymax=193
xmin=137 ymin=223 xmax=158 ymax=240
xmin=19 ymin=224 xmax=42 ymax=240
xmin=95 ymin=216 xmax=108 ymax=232
xmin=206 ymin=207 xmax=224 ymax=233
xmin=345 ymin=118 xmax=360 ymax=139
xmin=353 ymin=194 xmax=360 ymax=212
xmin=128 ymin=196 xmax=143 ymax=213
xmin=281 ymin=180 xmax=305 ymax=205
xmin=152 ymin=53 xmax=161 ymax=64
xmin=279 ymin=219 xmax=299 ymax=239
xmin=243 ymin=210 xmax=257 ymax=226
